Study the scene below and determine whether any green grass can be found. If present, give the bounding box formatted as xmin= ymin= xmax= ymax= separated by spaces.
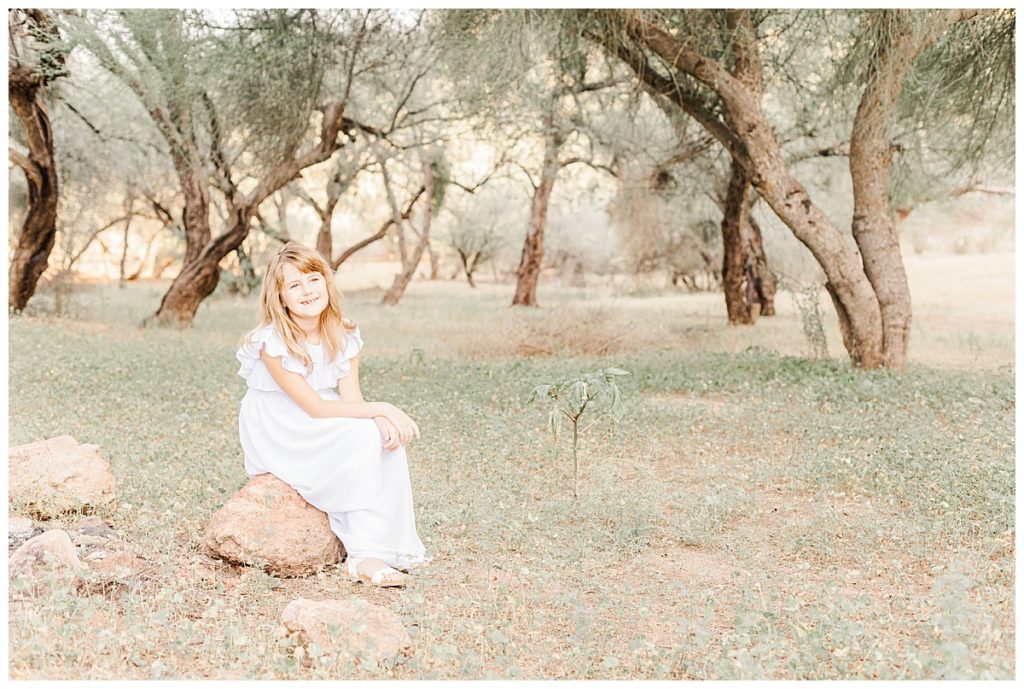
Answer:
xmin=8 ymin=280 xmax=1015 ymax=679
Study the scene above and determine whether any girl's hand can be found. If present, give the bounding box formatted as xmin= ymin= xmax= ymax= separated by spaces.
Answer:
xmin=383 ymin=404 xmax=420 ymax=446
xmin=374 ymin=416 xmax=402 ymax=451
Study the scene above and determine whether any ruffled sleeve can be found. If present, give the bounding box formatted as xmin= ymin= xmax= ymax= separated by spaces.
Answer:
xmin=236 ymin=325 xmax=308 ymax=391
xmin=330 ymin=326 xmax=364 ymax=381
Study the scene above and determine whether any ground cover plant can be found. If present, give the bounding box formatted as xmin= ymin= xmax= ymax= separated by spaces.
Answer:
xmin=7 ymin=274 xmax=1015 ymax=680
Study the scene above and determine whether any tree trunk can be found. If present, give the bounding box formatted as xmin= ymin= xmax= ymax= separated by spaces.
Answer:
xmin=148 ymin=102 xmax=352 ymax=326
xmin=315 ymin=215 xmax=333 ymax=263
xmin=427 ymin=240 xmax=440 ymax=280
xmin=744 ymin=211 xmax=775 ymax=317
xmin=173 ymin=160 xmax=212 ymax=267
xmin=848 ymin=10 xmax=918 ymax=368
xmin=720 ymin=162 xmax=752 ymax=324
xmin=382 ymin=162 xmax=434 ymax=305
xmin=513 ymin=109 xmax=563 ymax=307
xmin=8 ymin=66 xmax=59 ymax=313
xmin=617 ymin=11 xmax=886 ymax=367
xmin=457 ymin=249 xmax=479 ymax=288
xmin=149 ymin=254 xmax=223 ymax=327
xmin=118 ymin=198 xmax=133 ymax=288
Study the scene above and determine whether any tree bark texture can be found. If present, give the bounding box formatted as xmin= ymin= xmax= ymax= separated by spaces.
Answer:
xmin=382 ymin=163 xmax=435 ymax=305
xmin=744 ymin=211 xmax=775 ymax=317
xmin=512 ymin=109 xmax=563 ymax=307
xmin=118 ymin=207 xmax=132 ymax=288
xmin=720 ymin=163 xmax=752 ymax=324
xmin=847 ymin=10 xmax=923 ymax=368
xmin=8 ymin=65 xmax=59 ymax=312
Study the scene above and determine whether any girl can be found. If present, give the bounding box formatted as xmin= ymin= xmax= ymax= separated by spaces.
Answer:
xmin=235 ymin=242 xmax=428 ymax=588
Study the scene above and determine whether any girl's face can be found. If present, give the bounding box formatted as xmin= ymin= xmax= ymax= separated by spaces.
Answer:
xmin=279 ymin=262 xmax=329 ymax=320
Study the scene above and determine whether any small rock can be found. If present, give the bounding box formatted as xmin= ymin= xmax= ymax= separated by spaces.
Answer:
xmin=9 ymin=529 xmax=86 ymax=581
xmin=72 ymin=532 xmax=111 ymax=548
xmin=79 ymin=551 xmax=152 ymax=593
xmin=72 ymin=515 xmax=118 ymax=538
xmin=72 ymin=515 xmax=107 ymax=531
xmin=87 ymin=550 xmax=148 ymax=577
xmin=9 ymin=436 xmax=116 ymax=518
xmin=203 ymin=474 xmax=344 ymax=577
xmin=280 ymin=598 xmax=412 ymax=667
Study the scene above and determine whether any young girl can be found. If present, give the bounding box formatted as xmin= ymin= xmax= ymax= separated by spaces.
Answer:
xmin=235 ymin=242 xmax=428 ymax=588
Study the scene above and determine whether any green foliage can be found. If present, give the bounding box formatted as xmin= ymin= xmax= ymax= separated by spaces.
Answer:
xmin=529 ymin=368 xmax=629 ymax=498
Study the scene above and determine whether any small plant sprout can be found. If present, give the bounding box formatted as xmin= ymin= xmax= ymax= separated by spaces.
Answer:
xmin=528 ymin=368 xmax=630 ymax=499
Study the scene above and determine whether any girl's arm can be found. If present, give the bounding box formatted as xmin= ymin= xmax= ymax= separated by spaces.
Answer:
xmin=339 ymin=356 xmax=401 ymax=450
xmin=337 ymin=354 xmax=365 ymax=402
xmin=335 ymin=349 xmax=420 ymax=445
xmin=260 ymin=349 xmax=387 ymax=420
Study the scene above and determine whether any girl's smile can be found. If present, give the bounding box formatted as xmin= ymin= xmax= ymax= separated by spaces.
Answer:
xmin=280 ymin=263 xmax=328 ymax=321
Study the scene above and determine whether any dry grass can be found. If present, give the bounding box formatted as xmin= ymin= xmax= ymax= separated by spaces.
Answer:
xmin=8 ymin=251 xmax=1015 ymax=679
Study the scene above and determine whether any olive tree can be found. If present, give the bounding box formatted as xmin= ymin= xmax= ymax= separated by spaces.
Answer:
xmin=581 ymin=8 xmax=1012 ymax=367
xmin=58 ymin=9 xmax=392 ymax=326
xmin=8 ymin=9 xmax=67 ymax=312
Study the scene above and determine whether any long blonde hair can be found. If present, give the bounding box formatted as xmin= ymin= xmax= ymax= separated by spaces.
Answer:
xmin=244 ymin=242 xmax=356 ymax=371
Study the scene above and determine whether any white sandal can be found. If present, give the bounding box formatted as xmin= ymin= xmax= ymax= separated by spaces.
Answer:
xmin=347 ymin=559 xmax=407 ymax=588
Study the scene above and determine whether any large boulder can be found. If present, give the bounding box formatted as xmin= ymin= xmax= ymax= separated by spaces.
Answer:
xmin=280 ymin=598 xmax=412 ymax=667
xmin=8 ymin=436 xmax=116 ymax=518
xmin=203 ymin=473 xmax=344 ymax=576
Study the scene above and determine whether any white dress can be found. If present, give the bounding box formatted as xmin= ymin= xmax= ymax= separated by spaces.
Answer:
xmin=236 ymin=324 xmax=427 ymax=571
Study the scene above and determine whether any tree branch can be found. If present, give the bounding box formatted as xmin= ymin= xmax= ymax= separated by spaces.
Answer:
xmin=333 ymin=184 xmax=426 ymax=269
xmin=8 ymin=148 xmax=42 ymax=188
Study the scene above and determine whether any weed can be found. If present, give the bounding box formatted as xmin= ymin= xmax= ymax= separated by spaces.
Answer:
xmin=529 ymin=368 xmax=629 ymax=498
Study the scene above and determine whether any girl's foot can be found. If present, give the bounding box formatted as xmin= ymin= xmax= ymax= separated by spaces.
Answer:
xmin=348 ymin=557 xmax=407 ymax=588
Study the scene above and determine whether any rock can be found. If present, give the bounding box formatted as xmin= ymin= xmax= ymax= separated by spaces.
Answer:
xmin=203 ymin=474 xmax=344 ymax=577
xmin=8 ymin=436 xmax=116 ymax=518
xmin=89 ymin=551 xmax=146 ymax=574
xmin=280 ymin=598 xmax=412 ymax=667
xmin=72 ymin=515 xmax=117 ymax=538
xmin=80 ymin=551 xmax=152 ymax=592
xmin=71 ymin=533 xmax=112 ymax=549
xmin=9 ymin=513 xmax=35 ymax=539
xmin=9 ymin=529 xmax=86 ymax=581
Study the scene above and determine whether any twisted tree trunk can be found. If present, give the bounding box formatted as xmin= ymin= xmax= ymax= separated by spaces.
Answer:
xmin=614 ymin=12 xmax=884 ymax=366
xmin=847 ymin=11 xmax=921 ymax=368
xmin=8 ymin=65 xmax=59 ymax=312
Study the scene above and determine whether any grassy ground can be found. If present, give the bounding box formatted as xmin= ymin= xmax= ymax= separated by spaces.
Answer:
xmin=7 ymin=257 xmax=1015 ymax=679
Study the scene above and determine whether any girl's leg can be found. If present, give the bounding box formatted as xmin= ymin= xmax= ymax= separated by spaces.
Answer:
xmin=328 ymin=444 xmax=427 ymax=572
